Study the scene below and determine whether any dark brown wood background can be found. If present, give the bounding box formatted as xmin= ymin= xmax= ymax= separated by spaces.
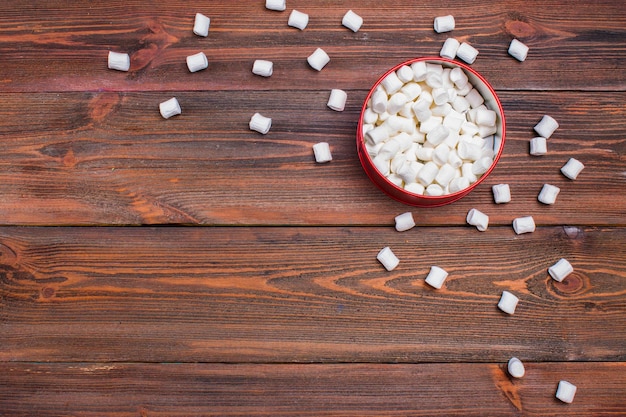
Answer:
xmin=1 ymin=1 xmax=624 ymax=415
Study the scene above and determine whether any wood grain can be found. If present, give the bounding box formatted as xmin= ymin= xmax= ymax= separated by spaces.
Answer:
xmin=0 ymin=90 xmax=624 ymax=225
xmin=1 ymin=226 xmax=624 ymax=363
xmin=2 ymin=362 xmax=625 ymax=416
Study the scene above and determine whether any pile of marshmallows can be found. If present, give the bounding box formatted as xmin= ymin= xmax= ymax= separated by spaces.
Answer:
xmin=375 ymin=14 xmax=585 ymax=406
xmin=108 ymin=1 xmax=359 ymax=166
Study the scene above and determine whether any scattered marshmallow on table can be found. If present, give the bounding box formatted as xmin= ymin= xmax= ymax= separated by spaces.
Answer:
xmin=456 ymin=42 xmax=479 ymax=64
xmin=327 ymin=89 xmax=347 ymax=112
xmin=394 ymin=212 xmax=415 ymax=232
xmin=534 ymin=115 xmax=559 ymax=139
xmin=307 ymin=48 xmax=330 ymax=71
xmin=538 ymin=183 xmax=560 ymax=205
xmin=288 ymin=10 xmax=309 ymax=30
xmin=548 ymin=258 xmax=574 ymax=282
xmin=377 ymin=246 xmax=399 ymax=271
xmin=498 ymin=290 xmax=519 ymax=315
xmin=508 ymin=39 xmax=529 ymax=61
xmin=556 ymin=380 xmax=577 ymax=404
xmin=252 ymin=59 xmax=274 ymax=77
xmin=507 ymin=357 xmax=525 ymax=378
xmin=440 ymin=38 xmax=460 ymax=59
xmin=492 ymin=183 xmax=511 ymax=204
xmin=312 ymin=142 xmax=332 ymax=163
xmin=529 ymin=137 xmax=548 ymax=156
xmin=186 ymin=52 xmax=208 ymax=73
xmin=265 ymin=0 xmax=286 ymax=11
xmin=561 ymin=158 xmax=585 ymax=180
xmin=342 ymin=10 xmax=363 ymax=32
xmin=425 ymin=266 xmax=448 ymax=289
xmin=159 ymin=97 xmax=181 ymax=119
xmin=513 ymin=216 xmax=536 ymax=234
xmin=433 ymin=15 xmax=455 ymax=33
xmin=193 ymin=13 xmax=210 ymax=37
xmin=466 ymin=208 xmax=489 ymax=231
xmin=249 ymin=112 xmax=272 ymax=134
xmin=108 ymin=51 xmax=130 ymax=72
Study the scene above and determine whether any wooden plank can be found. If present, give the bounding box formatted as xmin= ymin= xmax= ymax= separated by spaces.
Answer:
xmin=0 ymin=90 xmax=624 ymax=225
xmin=1 ymin=226 xmax=624 ymax=363
xmin=1 ymin=362 xmax=624 ymax=416
xmin=0 ymin=1 xmax=624 ymax=93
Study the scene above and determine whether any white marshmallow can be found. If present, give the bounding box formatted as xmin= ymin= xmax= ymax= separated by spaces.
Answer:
xmin=529 ymin=137 xmax=547 ymax=156
xmin=449 ymin=67 xmax=468 ymax=89
xmin=465 ymin=88 xmax=485 ymax=108
xmin=377 ymin=247 xmax=399 ymax=271
xmin=342 ymin=10 xmax=363 ymax=32
xmin=405 ymin=182 xmax=425 ymax=195
xmin=508 ymin=39 xmax=529 ymax=62
xmin=159 ymin=97 xmax=181 ymax=119
xmin=538 ymin=184 xmax=560 ymax=205
xmin=397 ymin=160 xmax=420 ymax=184
xmin=307 ymin=48 xmax=330 ymax=71
xmin=371 ymin=88 xmax=389 ymax=114
xmin=327 ymin=89 xmax=347 ymax=112
xmin=396 ymin=65 xmax=414 ymax=83
xmin=312 ymin=142 xmax=332 ymax=163
xmin=561 ymin=158 xmax=585 ymax=180
xmin=249 ymin=112 xmax=272 ymax=134
xmin=363 ymin=107 xmax=378 ymax=125
xmin=471 ymin=156 xmax=493 ymax=176
xmin=498 ymin=290 xmax=519 ymax=315
xmin=420 ymin=116 xmax=443 ymax=134
xmin=457 ymin=140 xmax=482 ymax=161
xmin=381 ymin=71 xmax=404 ymax=95
xmin=378 ymin=139 xmax=401 ymax=161
xmin=186 ymin=52 xmax=208 ymax=73
xmin=492 ymin=184 xmax=511 ymax=204
xmin=449 ymin=177 xmax=470 ymax=193
xmin=387 ymin=92 xmax=409 ymax=115
xmin=107 ymin=51 xmax=130 ymax=72
xmin=466 ymin=208 xmax=489 ymax=231
xmin=507 ymin=357 xmax=525 ymax=378
xmin=373 ymin=156 xmax=390 ymax=176
xmin=556 ymin=380 xmax=577 ymax=404
xmin=475 ymin=108 xmax=497 ymax=127
xmin=400 ymin=82 xmax=422 ymax=101
xmin=425 ymin=266 xmax=448 ymax=289
xmin=432 ymin=143 xmax=450 ymax=166
xmin=456 ymin=42 xmax=479 ymax=64
xmin=426 ymin=125 xmax=450 ymax=146
xmin=365 ymin=125 xmax=390 ymax=145
xmin=461 ymin=162 xmax=478 ymax=184
xmin=252 ymin=59 xmax=273 ymax=77
xmin=512 ymin=216 xmax=535 ymax=234
xmin=435 ymin=163 xmax=456 ymax=187
xmin=417 ymin=161 xmax=439 ymax=186
xmin=288 ymin=10 xmax=309 ymax=30
xmin=387 ymin=174 xmax=403 ymax=187
xmin=534 ymin=115 xmax=559 ymax=138
xmin=265 ymin=0 xmax=286 ymax=11
xmin=447 ymin=150 xmax=463 ymax=169
xmin=433 ymin=15 xmax=455 ymax=33
xmin=193 ymin=13 xmax=211 ymax=37
xmin=395 ymin=212 xmax=416 ymax=232
xmin=425 ymin=184 xmax=444 ymax=196
xmin=440 ymin=38 xmax=460 ymax=59
xmin=548 ymin=258 xmax=574 ymax=282
xmin=411 ymin=61 xmax=428 ymax=81
xmin=416 ymin=145 xmax=434 ymax=162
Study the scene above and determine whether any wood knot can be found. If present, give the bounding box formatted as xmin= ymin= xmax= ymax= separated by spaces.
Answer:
xmin=549 ymin=273 xmax=588 ymax=297
xmin=0 ymin=243 xmax=18 ymax=266
xmin=504 ymin=14 xmax=536 ymax=38
xmin=41 ymin=287 xmax=56 ymax=299
xmin=88 ymin=92 xmax=121 ymax=124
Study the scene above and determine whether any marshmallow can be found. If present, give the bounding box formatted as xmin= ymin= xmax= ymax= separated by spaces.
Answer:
xmin=492 ymin=184 xmax=511 ymax=204
xmin=381 ymin=71 xmax=404 ymax=95
xmin=456 ymin=42 xmax=479 ymax=64
xmin=466 ymin=208 xmax=489 ymax=231
xmin=465 ymin=89 xmax=485 ymax=108
xmin=512 ymin=216 xmax=535 ymax=234
xmin=417 ymin=161 xmax=439 ymax=186
xmin=394 ymin=212 xmax=416 ymax=232
xmin=288 ymin=10 xmax=309 ymax=30
xmin=507 ymin=357 xmax=525 ymax=378
xmin=433 ymin=15 xmax=455 ymax=33
xmin=548 ymin=258 xmax=574 ymax=282
xmin=425 ymin=266 xmax=448 ymax=289
xmin=538 ymin=183 xmax=560 ymax=205
xmin=449 ymin=67 xmax=468 ymax=89
xmin=435 ymin=163 xmax=456 ymax=187
xmin=186 ymin=52 xmax=208 ymax=73
xmin=498 ymin=290 xmax=519 ymax=315
xmin=449 ymin=176 xmax=470 ymax=193
xmin=405 ymin=182 xmax=425 ymax=195
xmin=327 ymin=89 xmax=347 ymax=112
xmin=556 ymin=380 xmax=577 ymax=404
xmin=249 ymin=112 xmax=272 ymax=134
xmin=107 ymin=51 xmax=130 ymax=72
xmin=529 ymin=137 xmax=547 ymax=156
xmin=265 ymin=0 xmax=286 ymax=11
xmin=425 ymin=184 xmax=444 ymax=196
xmin=342 ymin=10 xmax=363 ymax=32
xmin=307 ymin=48 xmax=330 ymax=71
xmin=252 ymin=59 xmax=273 ymax=77
xmin=534 ymin=115 xmax=559 ymax=139
xmin=561 ymin=158 xmax=585 ymax=180
xmin=377 ymin=247 xmax=399 ymax=271
xmin=193 ymin=13 xmax=210 ymax=37
xmin=471 ymin=156 xmax=493 ymax=176
xmin=396 ymin=65 xmax=415 ymax=83
xmin=440 ymin=38 xmax=460 ymax=59
xmin=508 ymin=39 xmax=529 ymax=62
xmin=159 ymin=97 xmax=181 ymax=119
xmin=312 ymin=142 xmax=332 ymax=163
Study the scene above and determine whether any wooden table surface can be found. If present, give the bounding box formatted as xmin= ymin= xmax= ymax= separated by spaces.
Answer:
xmin=1 ymin=1 xmax=625 ymax=415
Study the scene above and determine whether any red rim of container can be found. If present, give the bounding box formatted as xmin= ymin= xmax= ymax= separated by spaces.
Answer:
xmin=357 ymin=57 xmax=506 ymax=207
